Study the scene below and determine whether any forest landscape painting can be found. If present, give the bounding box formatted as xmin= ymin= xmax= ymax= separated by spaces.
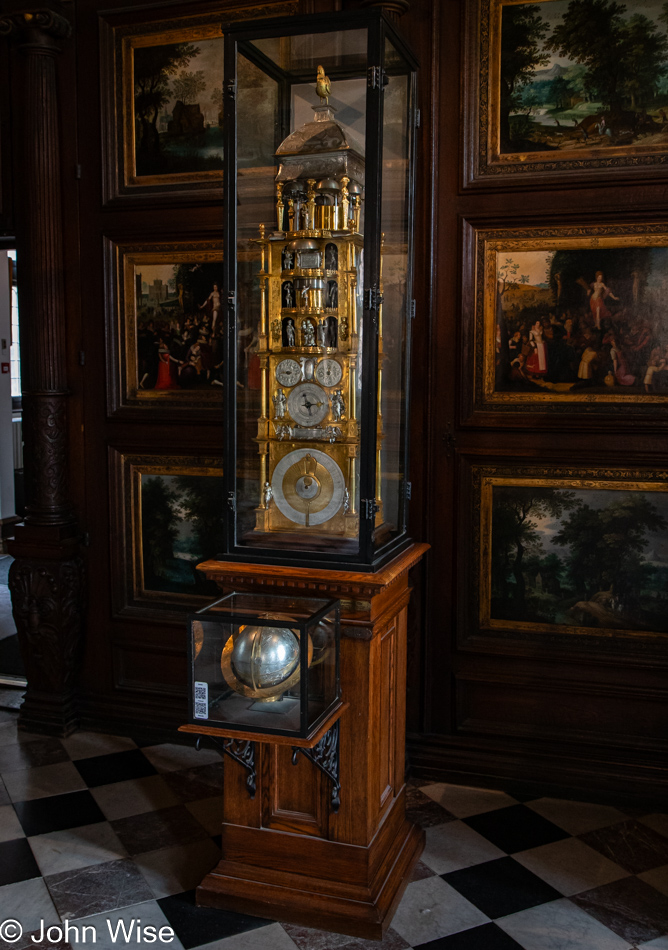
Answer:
xmin=486 ymin=480 xmax=668 ymax=635
xmin=132 ymin=35 xmax=224 ymax=178
xmin=139 ymin=473 xmax=224 ymax=598
xmin=485 ymin=235 xmax=668 ymax=402
xmin=497 ymin=0 xmax=668 ymax=157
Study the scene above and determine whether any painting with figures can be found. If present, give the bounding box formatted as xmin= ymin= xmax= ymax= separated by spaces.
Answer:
xmin=485 ymin=480 xmax=668 ymax=635
xmin=132 ymin=35 xmax=224 ymax=179
xmin=482 ymin=232 xmax=668 ymax=404
xmin=129 ymin=256 xmax=224 ymax=397
xmin=140 ymin=473 xmax=223 ymax=598
xmin=498 ymin=0 xmax=668 ymax=158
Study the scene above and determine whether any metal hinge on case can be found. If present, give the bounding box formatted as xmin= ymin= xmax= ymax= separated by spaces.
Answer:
xmin=367 ymin=66 xmax=382 ymax=89
xmin=227 ymin=492 xmax=236 ymax=512
xmin=361 ymin=498 xmax=379 ymax=519
xmin=415 ymin=109 xmax=421 ymax=128
xmin=404 ymin=481 xmax=412 ymax=501
xmin=364 ymin=287 xmax=384 ymax=311
xmin=226 ymin=79 xmax=237 ymax=99
xmin=410 ymin=300 xmax=416 ymax=320
xmin=227 ymin=291 xmax=235 ymax=312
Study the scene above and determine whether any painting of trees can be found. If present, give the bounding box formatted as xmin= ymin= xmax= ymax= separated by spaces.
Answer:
xmin=490 ymin=485 xmax=668 ymax=632
xmin=499 ymin=4 xmax=550 ymax=147
xmin=134 ymin=43 xmax=199 ymax=163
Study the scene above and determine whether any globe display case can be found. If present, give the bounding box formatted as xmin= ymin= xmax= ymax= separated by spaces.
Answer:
xmin=186 ymin=591 xmax=340 ymax=740
xmin=222 ymin=9 xmax=418 ymax=570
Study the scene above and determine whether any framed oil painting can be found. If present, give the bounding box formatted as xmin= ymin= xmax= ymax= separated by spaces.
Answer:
xmin=100 ymin=1 xmax=297 ymax=203
xmin=467 ymin=0 xmax=668 ymax=186
xmin=470 ymin=222 xmax=668 ymax=416
xmin=472 ymin=464 xmax=668 ymax=646
xmin=108 ymin=240 xmax=226 ymax=412
xmin=110 ymin=450 xmax=224 ymax=616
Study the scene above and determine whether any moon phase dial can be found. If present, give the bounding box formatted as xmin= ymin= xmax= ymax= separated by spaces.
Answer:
xmin=287 ymin=383 xmax=329 ymax=426
xmin=272 ymin=449 xmax=346 ymax=526
xmin=275 ymin=358 xmax=301 ymax=388
xmin=315 ymin=358 xmax=343 ymax=388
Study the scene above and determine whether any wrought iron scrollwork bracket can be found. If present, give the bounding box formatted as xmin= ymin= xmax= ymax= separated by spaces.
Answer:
xmin=197 ymin=736 xmax=256 ymax=799
xmin=291 ymin=720 xmax=341 ymax=812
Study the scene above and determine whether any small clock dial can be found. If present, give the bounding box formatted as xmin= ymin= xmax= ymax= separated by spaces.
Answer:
xmin=275 ymin=359 xmax=301 ymax=388
xmin=272 ymin=449 xmax=346 ymax=526
xmin=287 ymin=383 xmax=329 ymax=426
xmin=315 ymin=358 xmax=343 ymax=388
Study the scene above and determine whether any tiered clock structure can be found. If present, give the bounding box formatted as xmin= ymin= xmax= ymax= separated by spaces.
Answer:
xmin=252 ymin=91 xmax=383 ymax=543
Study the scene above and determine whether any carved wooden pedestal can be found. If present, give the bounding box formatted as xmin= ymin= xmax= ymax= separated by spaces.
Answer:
xmin=192 ymin=543 xmax=428 ymax=939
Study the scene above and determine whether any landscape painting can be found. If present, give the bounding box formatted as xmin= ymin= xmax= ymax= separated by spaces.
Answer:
xmin=139 ymin=472 xmax=224 ymax=599
xmin=481 ymin=229 xmax=668 ymax=404
xmin=128 ymin=30 xmax=224 ymax=181
xmin=494 ymin=0 xmax=668 ymax=159
xmin=119 ymin=245 xmax=224 ymax=405
xmin=483 ymin=478 xmax=668 ymax=636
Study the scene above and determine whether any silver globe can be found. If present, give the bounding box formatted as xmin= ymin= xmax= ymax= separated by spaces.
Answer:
xmin=230 ymin=625 xmax=300 ymax=693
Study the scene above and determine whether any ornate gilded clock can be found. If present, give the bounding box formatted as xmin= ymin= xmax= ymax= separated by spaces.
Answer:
xmin=222 ymin=17 xmax=418 ymax=571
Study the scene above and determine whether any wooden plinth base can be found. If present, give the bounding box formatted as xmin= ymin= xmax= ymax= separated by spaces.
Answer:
xmin=198 ymin=816 xmax=425 ymax=939
xmin=196 ymin=543 xmax=428 ymax=938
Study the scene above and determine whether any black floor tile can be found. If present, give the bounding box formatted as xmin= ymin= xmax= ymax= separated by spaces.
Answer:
xmin=13 ymin=790 xmax=106 ymax=836
xmin=73 ymin=748 xmax=158 ymax=787
xmin=413 ymin=923 xmax=526 ymax=950
xmin=0 ymin=836 xmax=41 ymax=886
xmin=158 ymin=890 xmax=271 ymax=949
xmin=442 ymin=857 xmax=562 ymax=919
xmin=463 ymin=804 xmax=570 ymax=854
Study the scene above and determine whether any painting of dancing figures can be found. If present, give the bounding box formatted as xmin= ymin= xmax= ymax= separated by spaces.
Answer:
xmin=487 ymin=235 xmax=668 ymax=401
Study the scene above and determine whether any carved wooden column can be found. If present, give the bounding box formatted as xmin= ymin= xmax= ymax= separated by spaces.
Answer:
xmin=0 ymin=4 xmax=84 ymax=736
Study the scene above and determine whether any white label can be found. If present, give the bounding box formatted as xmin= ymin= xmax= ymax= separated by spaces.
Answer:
xmin=194 ymin=681 xmax=209 ymax=720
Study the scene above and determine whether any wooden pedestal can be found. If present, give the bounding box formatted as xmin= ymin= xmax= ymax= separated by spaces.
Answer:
xmin=192 ymin=543 xmax=428 ymax=939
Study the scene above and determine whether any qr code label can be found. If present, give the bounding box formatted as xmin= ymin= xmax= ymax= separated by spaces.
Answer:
xmin=194 ymin=681 xmax=209 ymax=720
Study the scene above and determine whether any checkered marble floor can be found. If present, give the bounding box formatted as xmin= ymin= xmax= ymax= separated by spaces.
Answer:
xmin=0 ymin=708 xmax=666 ymax=950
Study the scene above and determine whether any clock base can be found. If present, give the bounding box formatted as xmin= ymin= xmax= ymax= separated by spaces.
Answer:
xmin=195 ymin=543 xmax=428 ymax=938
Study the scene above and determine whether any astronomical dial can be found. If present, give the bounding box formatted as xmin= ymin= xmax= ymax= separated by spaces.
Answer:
xmin=275 ymin=358 xmax=301 ymax=388
xmin=271 ymin=449 xmax=346 ymax=526
xmin=315 ymin=358 xmax=343 ymax=388
xmin=287 ymin=383 xmax=329 ymax=426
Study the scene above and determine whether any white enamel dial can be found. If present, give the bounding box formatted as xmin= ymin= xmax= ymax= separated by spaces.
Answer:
xmin=275 ymin=358 xmax=301 ymax=388
xmin=287 ymin=383 xmax=328 ymax=426
xmin=271 ymin=449 xmax=346 ymax=526
xmin=315 ymin=358 xmax=343 ymax=388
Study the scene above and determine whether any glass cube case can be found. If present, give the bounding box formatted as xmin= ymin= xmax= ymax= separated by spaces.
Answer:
xmin=187 ymin=592 xmax=340 ymax=739
xmin=221 ymin=10 xmax=418 ymax=571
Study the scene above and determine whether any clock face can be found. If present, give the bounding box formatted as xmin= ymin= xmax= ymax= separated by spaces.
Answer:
xmin=275 ymin=359 xmax=301 ymax=388
xmin=287 ymin=383 xmax=329 ymax=426
xmin=315 ymin=358 xmax=343 ymax=388
xmin=271 ymin=449 xmax=346 ymax=526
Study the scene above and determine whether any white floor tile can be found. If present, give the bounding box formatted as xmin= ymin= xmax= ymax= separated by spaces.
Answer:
xmin=526 ymin=798 xmax=627 ymax=835
xmin=197 ymin=923 xmax=299 ymax=950
xmin=0 ymin=803 xmax=24 ymax=842
xmin=185 ymin=796 xmax=222 ymax=836
xmin=29 ymin=821 xmax=128 ymax=876
xmin=497 ymin=897 xmax=634 ymax=950
xmin=0 ymin=877 xmax=60 ymax=932
xmin=61 ymin=732 xmax=138 ymax=761
xmin=421 ymin=783 xmax=518 ymax=819
xmin=638 ymin=864 xmax=668 ymax=898
xmin=421 ymin=819 xmax=505 ymax=874
xmin=513 ymin=837 xmax=629 ymax=896
xmin=640 ymin=814 xmax=668 ymax=840
xmin=391 ymin=874 xmax=489 ymax=945
xmin=134 ymin=838 xmax=221 ymax=899
xmin=69 ymin=899 xmax=184 ymax=950
xmin=91 ymin=775 xmax=180 ymax=820
xmin=3 ymin=761 xmax=87 ymax=803
xmin=140 ymin=743 xmax=221 ymax=772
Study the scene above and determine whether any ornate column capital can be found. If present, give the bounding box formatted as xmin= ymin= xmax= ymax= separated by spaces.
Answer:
xmin=0 ymin=5 xmax=72 ymax=51
xmin=360 ymin=0 xmax=410 ymax=20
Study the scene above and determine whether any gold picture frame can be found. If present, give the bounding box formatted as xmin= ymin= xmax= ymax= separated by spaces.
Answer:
xmin=467 ymin=0 xmax=668 ymax=187
xmin=473 ymin=463 xmax=668 ymax=644
xmin=109 ymin=449 xmax=224 ymax=618
xmin=469 ymin=222 xmax=668 ymax=416
xmin=100 ymin=1 xmax=297 ymax=203
xmin=107 ymin=238 xmax=225 ymax=413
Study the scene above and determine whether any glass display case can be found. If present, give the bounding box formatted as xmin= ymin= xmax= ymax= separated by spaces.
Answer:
xmin=187 ymin=592 xmax=340 ymax=740
xmin=221 ymin=10 xmax=418 ymax=570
